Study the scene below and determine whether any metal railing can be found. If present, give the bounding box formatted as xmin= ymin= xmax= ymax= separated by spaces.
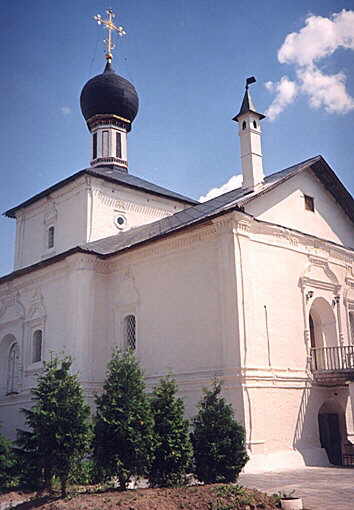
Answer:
xmin=343 ymin=453 xmax=354 ymax=467
xmin=311 ymin=345 xmax=354 ymax=372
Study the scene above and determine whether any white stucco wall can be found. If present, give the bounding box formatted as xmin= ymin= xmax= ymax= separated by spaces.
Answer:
xmin=245 ymin=170 xmax=354 ymax=248
xmin=1 ymin=201 xmax=354 ymax=472
xmin=87 ymin=176 xmax=188 ymax=243
xmin=11 ymin=175 xmax=191 ymax=271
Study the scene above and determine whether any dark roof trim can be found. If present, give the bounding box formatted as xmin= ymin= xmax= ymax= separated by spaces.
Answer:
xmin=240 ymin=155 xmax=354 ymax=224
xmin=0 ymin=205 xmax=239 ymax=284
xmin=2 ymin=202 xmax=354 ymax=286
xmin=0 ymin=246 xmax=90 ymax=284
xmin=311 ymin=156 xmax=354 ymax=225
xmin=4 ymin=169 xmax=197 ymax=218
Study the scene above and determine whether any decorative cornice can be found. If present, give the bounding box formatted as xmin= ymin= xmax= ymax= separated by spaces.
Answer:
xmin=88 ymin=113 xmax=131 ymax=132
xmin=236 ymin=213 xmax=354 ymax=266
xmin=91 ymin=157 xmax=128 ymax=169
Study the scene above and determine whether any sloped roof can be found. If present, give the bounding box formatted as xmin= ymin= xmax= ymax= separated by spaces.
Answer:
xmin=233 ymin=88 xmax=266 ymax=122
xmin=4 ymin=166 xmax=197 ymax=218
xmin=82 ymin=155 xmax=354 ymax=256
xmin=1 ymin=155 xmax=353 ymax=284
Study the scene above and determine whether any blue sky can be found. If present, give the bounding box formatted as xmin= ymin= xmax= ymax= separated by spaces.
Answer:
xmin=1 ymin=0 xmax=354 ymax=275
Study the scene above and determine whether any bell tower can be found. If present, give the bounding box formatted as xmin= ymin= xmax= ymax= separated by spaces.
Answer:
xmin=233 ymin=77 xmax=265 ymax=191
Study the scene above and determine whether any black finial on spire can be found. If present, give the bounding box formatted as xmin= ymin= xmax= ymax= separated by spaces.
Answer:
xmin=233 ymin=76 xmax=265 ymax=122
xmin=245 ymin=76 xmax=256 ymax=89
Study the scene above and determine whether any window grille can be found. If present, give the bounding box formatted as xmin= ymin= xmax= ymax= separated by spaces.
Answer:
xmin=116 ymin=132 xmax=122 ymax=159
xmin=32 ymin=330 xmax=42 ymax=363
xmin=48 ymin=226 xmax=55 ymax=249
xmin=124 ymin=315 xmax=136 ymax=350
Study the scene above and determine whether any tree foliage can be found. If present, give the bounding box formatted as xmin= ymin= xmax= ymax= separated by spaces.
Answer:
xmin=93 ymin=349 xmax=155 ymax=490
xmin=0 ymin=428 xmax=17 ymax=489
xmin=16 ymin=356 xmax=91 ymax=496
xmin=191 ymin=380 xmax=248 ymax=483
xmin=149 ymin=375 xmax=192 ymax=487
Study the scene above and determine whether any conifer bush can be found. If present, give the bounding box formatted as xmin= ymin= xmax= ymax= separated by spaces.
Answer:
xmin=191 ymin=380 xmax=248 ymax=483
xmin=16 ymin=356 xmax=91 ymax=496
xmin=0 ymin=428 xmax=17 ymax=489
xmin=93 ymin=349 xmax=155 ymax=490
xmin=149 ymin=375 xmax=193 ymax=487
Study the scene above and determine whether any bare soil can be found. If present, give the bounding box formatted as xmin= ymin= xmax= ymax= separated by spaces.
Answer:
xmin=0 ymin=484 xmax=279 ymax=510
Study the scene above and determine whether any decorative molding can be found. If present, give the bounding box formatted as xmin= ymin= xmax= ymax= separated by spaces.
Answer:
xmin=43 ymin=199 xmax=58 ymax=226
xmin=0 ymin=292 xmax=25 ymax=326
xmin=93 ymin=188 xmax=174 ymax=218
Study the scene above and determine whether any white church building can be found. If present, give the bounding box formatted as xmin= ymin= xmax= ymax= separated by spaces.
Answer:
xmin=1 ymin=14 xmax=354 ymax=472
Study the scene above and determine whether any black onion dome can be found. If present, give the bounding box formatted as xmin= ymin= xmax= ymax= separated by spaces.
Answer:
xmin=80 ymin=62 xmax=139 ymax=123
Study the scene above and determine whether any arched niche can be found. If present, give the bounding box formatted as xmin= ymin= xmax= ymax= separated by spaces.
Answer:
xmin=0 ymin=334 xmax=20 ymax=396
xmin=309 ymin=297 xmax=338 ymax=348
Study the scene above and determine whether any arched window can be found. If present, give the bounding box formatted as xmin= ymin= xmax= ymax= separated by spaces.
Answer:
xmin=32 ymin=330 xmax=42 ymax=363
xmin=7 ymin=343 xmax=19 ymax=394
xmin=124 ymin=315 xmax=136 ymax=350
xmin=48 ymin=226 xmax=55 ymax=249
xmin=242 ymin=120 xmax=246 ymax=130
xmin=253 ymin=120 xmax=257 ymax=129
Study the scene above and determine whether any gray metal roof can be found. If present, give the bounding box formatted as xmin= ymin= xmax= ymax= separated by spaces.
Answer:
xmin=4 ymin=166 xmax=197 ymax=218
xmin=83 ymin=155 xmax=354 ymax=257
xmin=1 ymin=155 xmax=353 ymax=286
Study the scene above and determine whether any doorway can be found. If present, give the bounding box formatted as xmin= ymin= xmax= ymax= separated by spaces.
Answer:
xmin=318 ymin=400 xmax=345 ymax=466
xmin=318 ymin=413 xmax=342 ymax=465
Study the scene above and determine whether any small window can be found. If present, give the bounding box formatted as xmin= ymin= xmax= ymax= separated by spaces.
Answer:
xmin=242 ymin=120 xmax=247 ymax=130
xmin=116 ymin=132 xmax=122 ymax=159
xmin=48 ymin=226 xmax=55 ymax=249
xmin=304 ymin=195 xmax=315 ymax=212
xmin=124 ymin=315 xmax=136 ymax=350
xmin=32 ymin=330 xmax=42 ymax=363
xmin=93 ymin=133 xmax=97 ymax=159
xmin=102 ymin=130 xmax=109 ymax=157
xmin=253 ymin=120 xmax=257 ymax=129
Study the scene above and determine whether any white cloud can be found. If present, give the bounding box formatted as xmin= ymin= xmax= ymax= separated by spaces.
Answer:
xmin=199 ymin=174 xmax=242 ymax=202
xmin=298 ymin=66 xmax=354 ymax=113
xmin=266 ymin=9 xmax=354 ymax=119
xmin=265 ymin=76 xmax=298 ymax=120
xmin=60 ymin=106 xmax=72 ymax=116
xmin=278 ymin=9 xmax=354 ymax=67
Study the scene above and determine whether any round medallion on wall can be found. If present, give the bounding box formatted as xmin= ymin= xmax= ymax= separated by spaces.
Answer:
xmin=114 ymin=214 xmax=127 ymax=230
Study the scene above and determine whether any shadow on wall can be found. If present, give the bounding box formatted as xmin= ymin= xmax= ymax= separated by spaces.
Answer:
xmin=293 ymin=383 xmax=323 ymax=466
xmin=293 ymin=383 xmax=348 ymax=466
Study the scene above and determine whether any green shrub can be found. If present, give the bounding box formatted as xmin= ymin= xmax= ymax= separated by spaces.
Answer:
xmin=149 ymin=375 xmax=193 ymax=487
xmin=191 ymin=380 xmax=248 ymax=483
xmin=16 ymin=356 xmax=91 ymax=496
xmin=93 ymin=349 xmax=155 ymax=490
xmin=0 ymin=429 xmax=17 ymax=489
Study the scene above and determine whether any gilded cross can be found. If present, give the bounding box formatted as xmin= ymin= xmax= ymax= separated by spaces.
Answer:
xmin=94 ymin=9 xmax=126 ymax=62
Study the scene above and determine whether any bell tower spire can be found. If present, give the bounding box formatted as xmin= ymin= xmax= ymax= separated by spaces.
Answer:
xmin=233 ymin=77 xmax=265 ymax=191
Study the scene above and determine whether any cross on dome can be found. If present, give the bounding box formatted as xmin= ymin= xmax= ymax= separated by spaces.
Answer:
xmin=94 ymin=9 xmax=126 ymax=62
